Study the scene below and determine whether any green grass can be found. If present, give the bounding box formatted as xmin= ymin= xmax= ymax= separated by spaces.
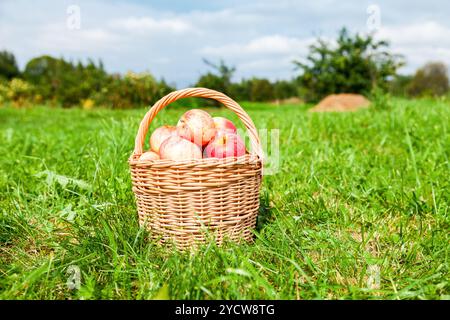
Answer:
xmin=0 ymin=98 xmax=449 ymax=299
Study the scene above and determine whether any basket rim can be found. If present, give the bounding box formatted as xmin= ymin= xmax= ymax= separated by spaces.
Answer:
xmin=129 ymin=153 xmax=262 ymax=167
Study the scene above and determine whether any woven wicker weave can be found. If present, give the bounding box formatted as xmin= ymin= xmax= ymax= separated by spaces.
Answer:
xmin=129 ymin=88 xmax=263 ymax=250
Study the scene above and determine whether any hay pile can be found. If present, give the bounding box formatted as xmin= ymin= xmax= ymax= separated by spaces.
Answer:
xmin=310 ymin=93 xmax=370 ymax=112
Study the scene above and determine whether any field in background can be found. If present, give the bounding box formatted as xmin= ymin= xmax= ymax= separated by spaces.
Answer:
xmin=0 ymin=99 xmax=449 ymax=299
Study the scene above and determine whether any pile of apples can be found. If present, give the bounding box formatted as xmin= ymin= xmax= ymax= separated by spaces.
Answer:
xmin=139 ymin=109 xmax=247 ymax=161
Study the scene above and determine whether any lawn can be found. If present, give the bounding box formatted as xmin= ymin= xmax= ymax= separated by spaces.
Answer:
xmin=0 ymin=98 xmax=449 ymax=299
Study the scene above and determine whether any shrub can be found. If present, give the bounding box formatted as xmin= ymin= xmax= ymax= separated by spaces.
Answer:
xmin=195 ymin=59 xmax=237 ymax=106
xmin=388 ymin=74 xmax=413 ymax=97
xmin=91 ymin=72 xmax=174 ymax=109
xmin=408 ymin=62 xmax=449 ymax=97
xmin=218 ymin=77 xmax=298 ymax=102
xmin=273 ymin=80 xmax=298 ymax=100
xmin=195 ymin=72 xmax=228 ymax=95
xmin=196 ymin=59 xmax=298 ymax=102
xmin=0 ymin=78 xmax=36 ymax=107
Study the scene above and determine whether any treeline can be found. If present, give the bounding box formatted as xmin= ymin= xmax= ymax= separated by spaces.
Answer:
xmin=0 ymin=54 xmax=174 ymax=108
xmin=0 ymin=53 xmax=299 ymax=108
xmin=389 ymin=62 xmax=449 ymax=98
xmin=1 ymin=28 xmax=448 ymax=108
xmin=195 ymin=59 xmax=298 ymax=103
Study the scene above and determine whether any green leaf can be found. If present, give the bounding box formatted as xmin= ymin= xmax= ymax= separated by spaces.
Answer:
xmin=152 ymin=284 xmax=170 ymax=300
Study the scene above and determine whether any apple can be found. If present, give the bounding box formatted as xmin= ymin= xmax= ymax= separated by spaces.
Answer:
xmin=159 ymin=136 xmax=202 ymax=160
xmin=139 ymin=151 xmax=160 ymax=161
xmin=177 ymin=109 xmax=216 ymax=147
xmin=213 ymin=117 xmax=237 ymax=134
xmin=203 ymin=132 xmax=246 ymax=159
xmin=150 ymin=125 xmax=177 ymax=153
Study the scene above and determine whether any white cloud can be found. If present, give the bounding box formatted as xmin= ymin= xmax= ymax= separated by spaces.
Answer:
xmin=33 ymin=24 xmax=118 ymax=53
xmin=111 ymin=16 xmax=194 ymax=34
xmin=376 ymin=21 xmax=450 ymax=72
xmin=198 ymin=35 xmax=315 ymax=81
xmin=378 ymin=21 xmax=450 ymax=47
xmin=201 ymin=35 xmax=314 ymax=56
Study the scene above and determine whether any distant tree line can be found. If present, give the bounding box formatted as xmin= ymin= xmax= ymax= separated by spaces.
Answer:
xmin=0 ymin=53 xmax=174 ymax=108
xmin=0 ymin=28 xmax=448 ymax=108
xmin=195 ymin=59 xmax=298 ymax=104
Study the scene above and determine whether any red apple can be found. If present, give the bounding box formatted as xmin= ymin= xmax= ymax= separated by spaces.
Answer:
xmin=150 ymin=125 xmax=177 ymax=153
xmin=213 ymin=117 xmax=237 ymax=134
xmin=159 ymin=136 xmax=202 ymax=160
xmin=203 ymin=132 xmax=246 ymax=159
xmin=139 ymin=151 xmax=160 ymax=161
xmin=177 ymin=109 xmax=216 ymax=147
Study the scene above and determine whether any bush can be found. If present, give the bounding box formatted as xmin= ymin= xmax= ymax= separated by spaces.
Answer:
xmin=0 ymin=81 xmax=6 ymax=105
xmin=91 ymin=72 xmax=174 ymax=109
xmin=388 ymin=74 xmax=413 ymax=97
xmin=273 ymin=80 xmax=298 ymax=100
xmin=0 ymin=78 xmax=36 ymax=107
xmin=196 ymin=59 xmax=298 ymax=102
xmin=247 ymin=78 xmax=275 ymax=102
xmin=196 ymin=72 xmax=228 ymax=95
xmin=195 ymin=60 xmax=236 ymax=106
xmin=408 ymin=62 xmax=449 ymax=97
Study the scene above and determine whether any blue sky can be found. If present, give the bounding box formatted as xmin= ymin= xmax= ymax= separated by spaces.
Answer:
xmin=1 ymin=0 xmax=449 ymax=87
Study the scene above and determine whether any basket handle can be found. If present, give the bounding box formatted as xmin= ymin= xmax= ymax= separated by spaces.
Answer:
xmin=133 ymin=87 xmax=263 ymax=158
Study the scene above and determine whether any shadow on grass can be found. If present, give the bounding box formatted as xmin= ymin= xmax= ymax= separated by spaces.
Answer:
xmin=255 ymin=191 xmax=275 ymax=232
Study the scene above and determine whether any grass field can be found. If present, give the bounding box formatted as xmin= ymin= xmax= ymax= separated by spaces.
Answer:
xmin=0 ymin=98 xmax=449 ymax=299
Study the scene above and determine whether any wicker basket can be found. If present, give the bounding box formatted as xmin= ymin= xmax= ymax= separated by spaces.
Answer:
xmin=129 ymin=88 xmax=263 ymax=250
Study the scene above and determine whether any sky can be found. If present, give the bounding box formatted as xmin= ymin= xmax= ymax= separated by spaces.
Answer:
xmin=1 ymin=0 xmax=449 ymax=87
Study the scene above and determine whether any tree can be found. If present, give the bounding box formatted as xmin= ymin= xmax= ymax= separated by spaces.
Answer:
xmin=273 ymin=80 xmax=298 ymax=100
xmin=92 ymin=72 xmax=174 ymax=109
xmin=195 ymin=59 xmax=237 ymax=105
xmin=23 ymin=55 xmax=76 ymax=103
xmin=388 ymin=74 xmax=413 ymax=97
xmin=202 ymin=59 xmax=236 ymax=89
xmin=294 ymin=28 xmax=404 ymax=101
xmin=408 ymin=62 xmax=449 ymax=97
xmin=23 ymin=55 xmax=109 ymax=107
xmin=0 ymin=50 xmax=20 ymax=80
xmin=248 ymin=78 xmax=275 ymax=102
xmin=196 ymin=72 xmax=228 ymax=94
xmin=196 ymin=59 xmax=236 ymax=94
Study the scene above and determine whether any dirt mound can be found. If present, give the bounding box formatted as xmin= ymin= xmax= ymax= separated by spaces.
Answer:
xmin=310 ymin=94 xmax=370 ymax=112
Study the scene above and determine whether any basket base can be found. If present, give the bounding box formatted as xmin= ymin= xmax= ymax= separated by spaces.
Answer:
xmin=140 ymin=215 xmax=256 ymax=251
